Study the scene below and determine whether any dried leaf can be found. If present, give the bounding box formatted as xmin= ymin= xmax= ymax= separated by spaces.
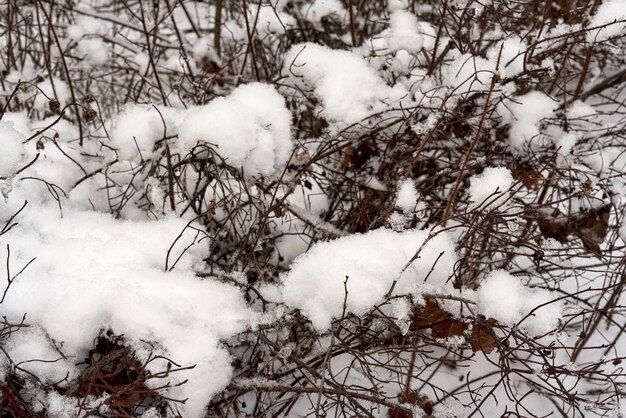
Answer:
xmin=388 ymin=407 xmax=412 ymax=418
xmin=414 ymin=299 xmax=468 ymax=339
xmin=576 ymin=204 xmax=610 ymax=257
xmin=199 ymin=56 xmax=220 ymax=74
xmin=536 ymin=209 xmax=569 ymax=243
xmin=536 ymin=204 xmax=611 ymax=257
xmin=390 ymin=390 xmax=433 ymax=418
xmin=432 ymin=318 xmax=468 ymax=339
xmin=514 ymin=164 xmax=542 ymax=190
xmin=470 ymin=318 xmax=498 ymax=354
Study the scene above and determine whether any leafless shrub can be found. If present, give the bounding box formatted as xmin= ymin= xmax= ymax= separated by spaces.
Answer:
xmin=1 ymin=0 xmax=625 ymax=417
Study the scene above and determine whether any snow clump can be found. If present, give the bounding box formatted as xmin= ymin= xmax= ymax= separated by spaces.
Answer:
xmin=281 ymin=228 xmax=457 ymax=330
xmin=301 ymin=0 xmax=346 ymax=24
xmin=283 ymin=43 xmax=407 ymax=125
xmin=110 ymin=104 xmax=183 ymax=163
xmin=468 ymin=167 xmax=514 ymax=210
xmin=179 ymin=82 xmax=293 ymax=177
xmin=0 ymin=203 xmax=256 ymax=417
xmin=385 ymin=10 xmax=424 ymax=53
xmin=476 ymin=270 xmax=563 ymax=336
xmin=498 ymin=91 xmax=557 ymax=150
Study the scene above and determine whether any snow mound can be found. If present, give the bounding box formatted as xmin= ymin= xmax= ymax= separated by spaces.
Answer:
xmin=179 ymin=82 xmax=293 ymax=177
xmin=283 ymin=43 xmax=406 ymax=125
xmin=281 ymin=228 xmax=457 ymax=330
xmin=468 ymin=167 xmax=514 ymax=210
xmin=0 ymin=205 xmax=256 ymax=417
xmin=476 ymin=270 xmax=563 ymax=336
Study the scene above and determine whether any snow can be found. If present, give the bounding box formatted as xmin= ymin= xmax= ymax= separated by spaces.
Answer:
xmin=301 ymin=0 xmax=346 ymax=24
xmin=395 ymin=179 xmax=419 ymax=213
xmin=178 ymin=82 xmax=293 ymax=177
xmin=66 ymin=16 xmax=109 ymax=41
xmin=76 ymin=38 xmax=109 ymax=67
xmin=567 ymin=100 xmax=596 ymax=119
xmin=254 ymin=5 xmax=295 ymax=34
xmin=3 ymin=326 xmax=79 ymax=384
xmin=0 ymin=120 xmax=26 ymax=178
xmin=497 ymin=91 xmax=557 ymax=150
xmin=110 ymin=104 xmax=182 ymax=163
xmin=443 ymin=38 xmax=528 ymax=94
xmin=468 ymin=166 xmax=514 ymax=210
xmin=33 ymin=78 xmax=71 ymax=112
xmin=272 ymin=179 xmax=331 ymax=265
xmin=283 ymin=43 xmax=406 ymax=125
xmin=0 ymin=201 xmax=256 ymax=417
xmin=387 ymin=0 xmax=409 ymax=12
xmin=386 ymin=10 xmax=424 ymax=53
xmin=281 ymin=228 xmax=457 ymax=330
xmin=444 ymin=51 xmax=494 ymax=93
xmin=488 ymin=36 xmax=527 ymax=79
xmin=476 ymin=270 xmax=563 ymax=336
xmin=586 ymin=0 xmax=626 ymax=43
xmin=1 ymin=2 xmax=623 ymax=415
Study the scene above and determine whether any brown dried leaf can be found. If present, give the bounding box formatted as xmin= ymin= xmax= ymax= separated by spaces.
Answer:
xmin=576 ymin=204 xmax=610 ymax=257
xmin=536 ymin=204 xmax=610 ymax=257
xmin=388 ymin=407 xmax=412 ymax=418
xmin=536 ymin=209 xmax=569 ymax=243
xmin=414 ymin=299 xmax=468 ymax=339
xmin=432 ymin=318 xmax=468 ymax=339
xmin=391 ymin=390 xmax=433 ymax=417
xmin=514 ymin=164 xmax=542 ymax=190
xmin=470 ymin=318 xmax=499 ymax=354
xmin=199 ymin=56 xmax=220 ymax=74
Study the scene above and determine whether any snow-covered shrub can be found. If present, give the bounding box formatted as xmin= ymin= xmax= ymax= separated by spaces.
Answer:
xmin=0 ymin=0 xmax=625 ymax=417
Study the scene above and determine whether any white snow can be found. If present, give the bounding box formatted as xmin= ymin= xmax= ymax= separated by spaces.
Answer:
xmin=254 ymin=5 xmax=296 ymax=34
xmin=110 ymin=104 xmax=182 ymax=163
xmin=395 ymin=179 xmax=419 ymax=213
xmin=476 ymin=270 xmax=563 ymax=336
xmin=33 ymin=78 xmax=71 ymax=112
xmin=497 ymin=91 xmax=557 ymax=150
xmin=386 ymin=10 xmax=424 ymax=53
xmin=301 ymin=0 xmax=346 ymax=24
xmin=272 ymin=179 xmax=331 ymax=265
xmin=77 ymin=38 xmax=109 ymax=67
xmin=444 ymin=51 xmax=494 ymax=94
xmin=178 ymin=82 xmax=293 ymax=177
xmin=0 ymin=202 xmax=256 ymax=417
xmin=66 ymin=15 xmax=110 ymax=41
xmin=488 ymin=36 xmax=527 ymax=79
xmin=283 ymin=43 xmax=406 ymax=125
xmin=281 ymin=228 xmax=457 ymax=330
xmin=0 ymin=120 xmax=26 ymax=178
xmin=3 ymin=326 xmax=79 ymax=384
xmin=468 ymin=166 xmax=514 ymax=210
xmin=586 ymin=0 xmax=626 ymax=43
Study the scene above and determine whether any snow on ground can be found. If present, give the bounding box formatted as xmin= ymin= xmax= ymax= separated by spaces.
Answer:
xmin=586 ymin=0 xmax=626 ymax=42
xmin=0 ymin=195 xmax=257 ymax=417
